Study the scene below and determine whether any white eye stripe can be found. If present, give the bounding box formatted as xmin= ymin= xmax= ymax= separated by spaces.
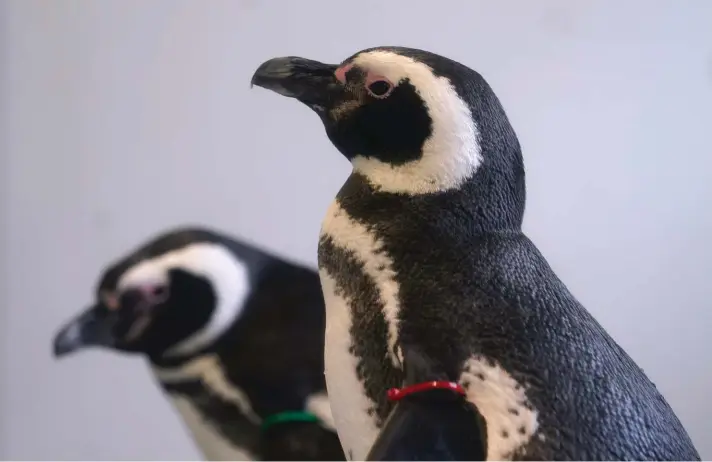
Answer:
xmin=348 ymin=50 xmax=482 ymax=195
xmin=116 ymin=242 xmax=250 ymax=356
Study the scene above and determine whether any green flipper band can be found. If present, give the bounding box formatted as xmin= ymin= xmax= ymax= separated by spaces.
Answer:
xmin=260 ymin=411 xmax=320 ymax=432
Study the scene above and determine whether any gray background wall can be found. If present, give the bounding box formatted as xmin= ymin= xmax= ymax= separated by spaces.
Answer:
xmin=2 ymin=0 xmax=711 ymax=459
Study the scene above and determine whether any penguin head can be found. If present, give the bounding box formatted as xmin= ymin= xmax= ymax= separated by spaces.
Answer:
xmin=252 ymin=46 xmax=522 ymax=196
xmin=53 ymin=238 xmax=249 ymax=360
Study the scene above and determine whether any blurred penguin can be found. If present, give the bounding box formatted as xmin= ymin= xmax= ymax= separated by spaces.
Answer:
xmin=53 ymin=226 xmax=345 ymax=461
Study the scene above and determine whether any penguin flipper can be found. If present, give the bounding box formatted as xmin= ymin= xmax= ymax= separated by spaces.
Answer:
xmin=365 ymin=348 xmax=487 ymax=461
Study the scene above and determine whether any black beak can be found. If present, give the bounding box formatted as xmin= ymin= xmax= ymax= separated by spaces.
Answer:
xmin=250 ymin=56 xmax=341 ymax=108
xmin=53 ymin=304 xmax=116 ymax=357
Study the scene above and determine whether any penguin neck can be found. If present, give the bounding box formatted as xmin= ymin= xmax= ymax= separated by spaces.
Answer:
xmin=456 ymin=153 xmax=526 ymax=233
xmin=146 ymin=316 xmax=239 ymax=369
xmin=145 ymin=323 xmax=259 ymax=419
xmin=339 ymin=152 xmax=526 ymax=235
xmin=149 ymin=352 xmax=262 ymax=462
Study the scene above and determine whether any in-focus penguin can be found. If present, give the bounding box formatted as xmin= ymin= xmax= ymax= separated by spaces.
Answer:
xmin=251 ymin=47 xmax=701 ymax=460
xmin=53 ymin=226 xmax=346 ymax=461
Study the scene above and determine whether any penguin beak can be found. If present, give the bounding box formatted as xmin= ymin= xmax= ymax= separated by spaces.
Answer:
xmin=53 ymin=304 xmax=116 ymax=357
xmin=251 ymin=56 xmax=341 ymax=109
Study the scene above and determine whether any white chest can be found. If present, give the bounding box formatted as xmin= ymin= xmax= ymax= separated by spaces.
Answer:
xmin=151 ymin=355 xmax=258 ymax=461
xmin=320 ymin=200 xmax=403 ymax=366
xmin=318 ymin=200 xmax=407 ymax=459
xmin=152 ymin=355 xmax=340 ymax=461
xmin=320 ymin=270 xmax=380 ymax=460
xmin=167 ymin=395 xmax=255 ymax=461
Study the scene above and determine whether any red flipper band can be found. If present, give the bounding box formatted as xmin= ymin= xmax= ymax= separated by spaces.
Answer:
xmin=387 ymin=381 xmax=466 ymax=401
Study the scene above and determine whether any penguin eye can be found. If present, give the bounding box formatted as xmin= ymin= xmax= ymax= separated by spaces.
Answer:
xmin=150 ymin=285 xmax=168 ymax=301
xmin=366 ymin=80 xmax=393 ymax=99
xmin=122 ymin=284 xmax=169 ymax=311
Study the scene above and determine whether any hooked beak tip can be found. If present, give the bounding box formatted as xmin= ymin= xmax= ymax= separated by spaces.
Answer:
xmin=250 ymin=57 xmax=299 ymax=95
xmin=53 ymin=339 xmax=73 ymax=358
xmin=250 ymin=56 xmax=340 ymax=103
xmin=52 ymin=305 xmax=107 ymax=358
xmin=53 ymin=324 xmax=82 ymax=358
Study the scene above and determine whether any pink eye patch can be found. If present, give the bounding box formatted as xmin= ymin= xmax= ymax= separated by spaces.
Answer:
xmin=137 ymin=284 xmax=169 ymax=307
xmin=335 ymin=64 xmax=354 ymax=84
xmin=335 ymin=64 xmax=394 ymax=98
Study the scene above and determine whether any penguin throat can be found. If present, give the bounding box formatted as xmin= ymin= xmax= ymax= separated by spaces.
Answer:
xmin=350 ymin=142 xmax=481 ymax=196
